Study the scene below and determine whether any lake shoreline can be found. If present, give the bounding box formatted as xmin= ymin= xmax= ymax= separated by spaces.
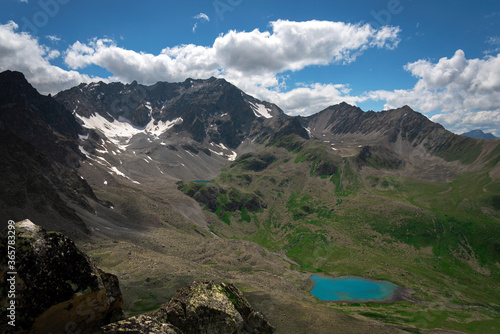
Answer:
xmin=309 ymin=275 xmax=415 ymax=304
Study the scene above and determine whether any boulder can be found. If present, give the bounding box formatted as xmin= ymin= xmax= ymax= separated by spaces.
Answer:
xmin=103 ymin=280 xmax=275 ymax=334
xmin=0 ymin=220 xmax=124 ymax=333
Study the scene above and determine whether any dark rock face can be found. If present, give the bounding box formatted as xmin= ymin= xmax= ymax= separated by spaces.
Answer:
xmin=0 ymin=220 xmax=124 ymax=333
xmin=103 ymin=280 xmax=275 ymax=334
xmin=0 ymin=130 xmax=93 ymax=234
xmin=313 ymin=161 xmax=338 ymax=176
xmin=0 ymin=70 xmax=82 ymax=167
xmin=55 ymin=77 xmax=287 ymax=149
xmin=356 ymin=145 xmax=404 ymax=170
xmin=0 ymin=71 xmax=101 ymax=235
xmin=304 ymin=103 xmax=485 ymax=164
xmin=231 ymin=153 xmax=277 ymax=172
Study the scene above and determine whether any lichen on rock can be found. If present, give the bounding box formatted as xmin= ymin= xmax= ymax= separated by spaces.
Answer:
xmin=0 ymin=220 xmax=274 ymax=334
xmin=103 ymin=280 xmax=275 ymax=334
xmin=0 ymin=219 xmax=124 ymax=333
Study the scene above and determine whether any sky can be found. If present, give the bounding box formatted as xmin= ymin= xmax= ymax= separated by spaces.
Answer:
xmin=1 ymin=0 xmax=500 ymax=136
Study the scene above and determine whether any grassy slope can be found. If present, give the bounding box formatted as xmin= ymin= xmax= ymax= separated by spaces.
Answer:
xmin=182 ymin=139 xmax=500 ymax=333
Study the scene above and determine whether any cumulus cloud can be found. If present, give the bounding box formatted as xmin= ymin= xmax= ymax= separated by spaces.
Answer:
xmin=213 ymin=20 xmax=400 ymax=74
xmin=368 ymin=50 xmax=500 ymax=135
xmin=64 ymin=20 xmax=400 ymax=79
xmin=270 ymin=83 xmax=363 ymax=116
xmin=0 ymin=18 xmax=399 ymax=117
xmin=65 ymin=38 xmax=219 ymax=84
xmin=431 ymin=110 xmax=500 ymax=136
xmin=62 ymin=19 xmax=399 ymax=113
xmin=0 ymin=21 xmax=104 ymax=94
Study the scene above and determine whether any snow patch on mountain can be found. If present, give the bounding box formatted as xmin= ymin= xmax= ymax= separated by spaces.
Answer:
xmin=109 ymin=166 xmax=141 ymax=184
xmin=77 ymin=113 xmax=183 ymax=144
xmin=144 ymin=117 xmax=183 ymax=137
xmin=247 ymin=101 xmax=273 ymax=119
xmin=227 ymin=151 xmax=238 ymax=161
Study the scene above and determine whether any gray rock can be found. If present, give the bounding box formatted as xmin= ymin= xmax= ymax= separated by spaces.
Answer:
xmin=0 ymin=220 xmax=124 ymax=333
xmin=103 ymin=280 xmax=275 ymax=334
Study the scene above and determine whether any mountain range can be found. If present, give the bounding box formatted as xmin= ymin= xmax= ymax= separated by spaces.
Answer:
xmin=1 ymin=70 xmax=499 ymax=333
xmin=462 ymin=129 xmax=498 ymax=140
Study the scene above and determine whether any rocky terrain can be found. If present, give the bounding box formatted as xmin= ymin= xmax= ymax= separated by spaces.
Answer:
xmin=1 ymin=70 xmax=499 ymax=333
xmin=0 ymin=220 xmax=277 ymax=333
xmin=103 ymin=280 xmax=275 ymax=334
xmin=0 ymin=220 xmax=123 ymax=333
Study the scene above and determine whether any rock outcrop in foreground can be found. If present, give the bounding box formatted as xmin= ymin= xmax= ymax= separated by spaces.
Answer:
xmin=0 ymin=220 xmax=275 ymax=333
xmin=102 ymin=280 xmax=276 ymax=334
xmin=0 ymin=220 xmax=124 ymax=333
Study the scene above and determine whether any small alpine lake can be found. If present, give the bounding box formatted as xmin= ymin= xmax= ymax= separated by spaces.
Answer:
xmin=310 ymin=275 xmax=401 ymax=303
xmin=193 ymin=180 xmax=213 ymax=184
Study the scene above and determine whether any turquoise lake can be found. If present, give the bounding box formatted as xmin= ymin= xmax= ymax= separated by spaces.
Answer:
xmin=310 ymin=275 xmax=399 ymax=302
xmin=193 ymin=180 xmax=213 ymax=183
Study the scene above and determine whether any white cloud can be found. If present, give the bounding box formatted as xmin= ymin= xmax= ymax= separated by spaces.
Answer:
xmin=0 ymin=18 xmax=398 ymax=117
xmin=431 ymin=110 xmax=500 ymax=136
xmin=194 ymin=13 xmax=210 ymax=22
xmin=193 ymin=13 xmax=210 ymax=32
xmin=368 ymin=50 xmax=500 ymax=135
xmin=62 ymin=19 xmax=399 ymax=114
xmin=213 ymin=20 xmax=400 ymax=74
xmin=485 ymin=36 xmax=500 ymax=55
xmin=65 ymin=38 xmax=219 ymax=84
xmin=46 ymin=35 xmax=61 ymax=42
xmin=64 ymin=20 xmax=400 ymax=80
xmin=236 ymin=80 xmax=363 ymax=116
xmin=0 ymin=21 xmax=104 ymax=94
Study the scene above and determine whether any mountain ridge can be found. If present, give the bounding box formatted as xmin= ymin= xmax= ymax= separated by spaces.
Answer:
xmin=1 ymin=70 xmax=500 ymax=334
xmin=461 ymin=129 xmax=498 ymax=140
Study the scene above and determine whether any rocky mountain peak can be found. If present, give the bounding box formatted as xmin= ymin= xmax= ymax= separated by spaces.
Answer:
xmin=461 ymin=129 xmax=498 ymax=140
xmin=0 ymin=70 xmax=37 ymax=101
xmin=55 ymin=76 xmax=286 ymax=151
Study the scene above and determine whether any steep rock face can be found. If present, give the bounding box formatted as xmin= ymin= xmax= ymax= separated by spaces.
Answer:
xmin=102 ymin=280 xmax=275 ymax=334
xmin=0 ymin=70 xmax=82 ymax=167
xmin=0 ymin=220 xmax=124 ymax=333
xmin=0 ymin=71 xmax=102 ymax=235
xmin=0 ymin=131 xmax=95 ymax=234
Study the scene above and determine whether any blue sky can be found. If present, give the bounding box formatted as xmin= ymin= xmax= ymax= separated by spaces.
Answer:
xmin=1 ymin=0 xmax=500 ymax=135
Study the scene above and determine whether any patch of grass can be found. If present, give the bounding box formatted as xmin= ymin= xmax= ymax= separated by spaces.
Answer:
xmin=130 ymin=293 xmax=161 ymax=316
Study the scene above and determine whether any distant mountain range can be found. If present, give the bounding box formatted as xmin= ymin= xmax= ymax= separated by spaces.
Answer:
xmin=461 ymin=129 xmax=498 ymax=140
